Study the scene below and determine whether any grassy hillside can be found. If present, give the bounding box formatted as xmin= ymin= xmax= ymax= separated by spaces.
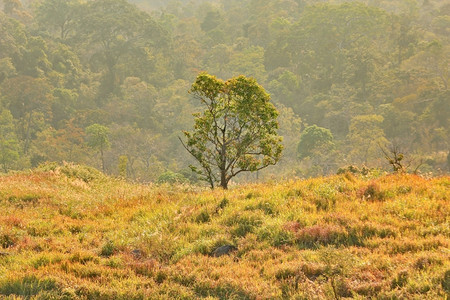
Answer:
xmin=0 ymin=164 xmax=449 ymax=299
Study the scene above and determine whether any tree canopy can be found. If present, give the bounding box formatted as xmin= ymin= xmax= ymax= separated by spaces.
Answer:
xmin=298 ymin=125 xmax=334 ymax=160
xmin=182 ymin=72 xmax=283 ymax=188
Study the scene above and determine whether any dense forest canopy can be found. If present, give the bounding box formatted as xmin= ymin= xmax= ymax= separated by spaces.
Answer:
xmin=0 ymin=0 xmax=448 ymax=182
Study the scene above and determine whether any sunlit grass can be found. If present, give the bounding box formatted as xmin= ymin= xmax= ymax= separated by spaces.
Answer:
xmin=0 ymin=164 xmax=449 ymax=299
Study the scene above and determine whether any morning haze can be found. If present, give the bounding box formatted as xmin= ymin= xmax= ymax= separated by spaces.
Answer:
xmin=0 ymin=0 xmax=448 ymax=298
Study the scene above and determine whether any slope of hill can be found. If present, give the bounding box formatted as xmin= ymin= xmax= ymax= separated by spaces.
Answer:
xmin=0 ymin=164 xmax=449 ymax=299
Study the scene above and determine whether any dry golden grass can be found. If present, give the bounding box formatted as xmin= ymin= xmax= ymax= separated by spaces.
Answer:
xmin=0 ymin=164 xmax=449 ymax=299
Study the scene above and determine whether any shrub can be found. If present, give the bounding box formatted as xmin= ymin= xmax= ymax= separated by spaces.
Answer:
xmin=157 ymin=171 xmax=187 ymax=184
xmin=232 ymin=223 xmax=256 ymax=237
xmin=337 ymin=165 xmax=371 ymax=175
xmin=100 ymin=240 xmax=117 ymax=257
xmin=286 ymin=188 xmax=303 ymax=198
xmin=413 ymin=256 xmax=442 ymax=270
xmin=337 ymin=165 xmax=360 ymax=175
xmin=245 ymin=191 xmax=261 ymax=199
xmin=39 ymin=162 xmax=105 ymax=183
xmin=351 ymin=281 xmax=383 ymax=296
xmin=105 ymin=257 xmax=122 ymax=268
xmin=0 ymin=232 xmax=16 ymax=248
xmin=155 ymin=270 xmax=168 ymax=284
xmin=215 ymin=198 xmax=229 ymax=212
xmin=358 ymin=182 xmax=386 ymax=201
xmin=58 ymin=206 xmax=85 ymax=220
xmin=314 ymin=197 xmax=335 ymax=211
xmin=195 ymin=210 xmax=211 ymax=223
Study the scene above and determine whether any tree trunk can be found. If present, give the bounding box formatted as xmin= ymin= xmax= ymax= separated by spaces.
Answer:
xmin=24 ymin=112 xmax=33 ymax=154
xmin=100 ymin=147 xmax=105 ymax=173
xmin=220 ymin=170 xmax=228 ymax=189
xmin=220 ymin=135 xmax=228 ymax=189
xmin=209 ymin=177 xmax=215 ymax=189
xmin=128 ymin=157 xmax=136 ymax=180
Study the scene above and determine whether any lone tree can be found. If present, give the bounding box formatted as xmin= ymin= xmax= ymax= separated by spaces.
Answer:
xmin=181 ymin=72 xmax=283 ymax=189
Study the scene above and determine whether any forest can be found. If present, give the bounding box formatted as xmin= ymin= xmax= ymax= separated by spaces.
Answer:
xmin=0 ymin=0 xmax=448 ymax=183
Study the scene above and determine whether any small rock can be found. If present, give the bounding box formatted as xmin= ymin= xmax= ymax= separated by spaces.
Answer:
xmin=211 ymin=245 xmax=237 ymax=257
xmin=131 ymin=249 xmax=143 ymax=259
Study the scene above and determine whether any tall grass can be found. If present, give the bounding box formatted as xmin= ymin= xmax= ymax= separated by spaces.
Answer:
xmin=0 ymin=164 xmax=448 ymax=299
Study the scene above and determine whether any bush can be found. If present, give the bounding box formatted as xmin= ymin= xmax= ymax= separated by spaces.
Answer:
xmin=195 ymin=210 xmax=210 ymax=223
xmin=157 ymin=171 xmax=187 ymax=184
xmin=337 ymin=165 xmax=370 ymax=175
xmin=0 ymin=232 xmax=16 ymax=248
xmin=358 ymin=182 xmax=387 ymax=201
xmin=38 ymin=162 xmax=105 ymax=183
xmin=215 ymin=198 xmax=229 ymax=212
xmin=100 ymin=240 xmax=117 ymax=257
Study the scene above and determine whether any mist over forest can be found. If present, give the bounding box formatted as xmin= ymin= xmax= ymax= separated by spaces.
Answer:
xmin=0 ymin=0 xmax=448 ymax=183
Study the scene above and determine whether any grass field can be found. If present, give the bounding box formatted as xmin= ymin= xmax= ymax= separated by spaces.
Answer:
xmin=0 ymin=164 xmax=449 ymax=299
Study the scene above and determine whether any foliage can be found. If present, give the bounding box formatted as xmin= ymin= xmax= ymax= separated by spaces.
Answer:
xmin=85 ymin=124 xmax=110 ymax=172
xmin=0 ymin=0 xmax=448 ymax=180
xmin=347 ymin=115 xmax=388 ymax=165
xmin=35 ymin=0 xmax=82 ymax=40
xmin=182 ymin=72 xmax=283 ymax=189
xmin=380 ymin=142 xmax=407 ymax=173
xmin=157 ymin=171 xmax=187 ymax=184
xmin=0 ymin=109 xmax=19 ymax=172
xmin=298 ymin=125 xmax=334 ymax=159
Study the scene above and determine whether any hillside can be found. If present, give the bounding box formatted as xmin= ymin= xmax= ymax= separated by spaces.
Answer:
xmin=0 ymin=164 xmax=449 ymax=299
